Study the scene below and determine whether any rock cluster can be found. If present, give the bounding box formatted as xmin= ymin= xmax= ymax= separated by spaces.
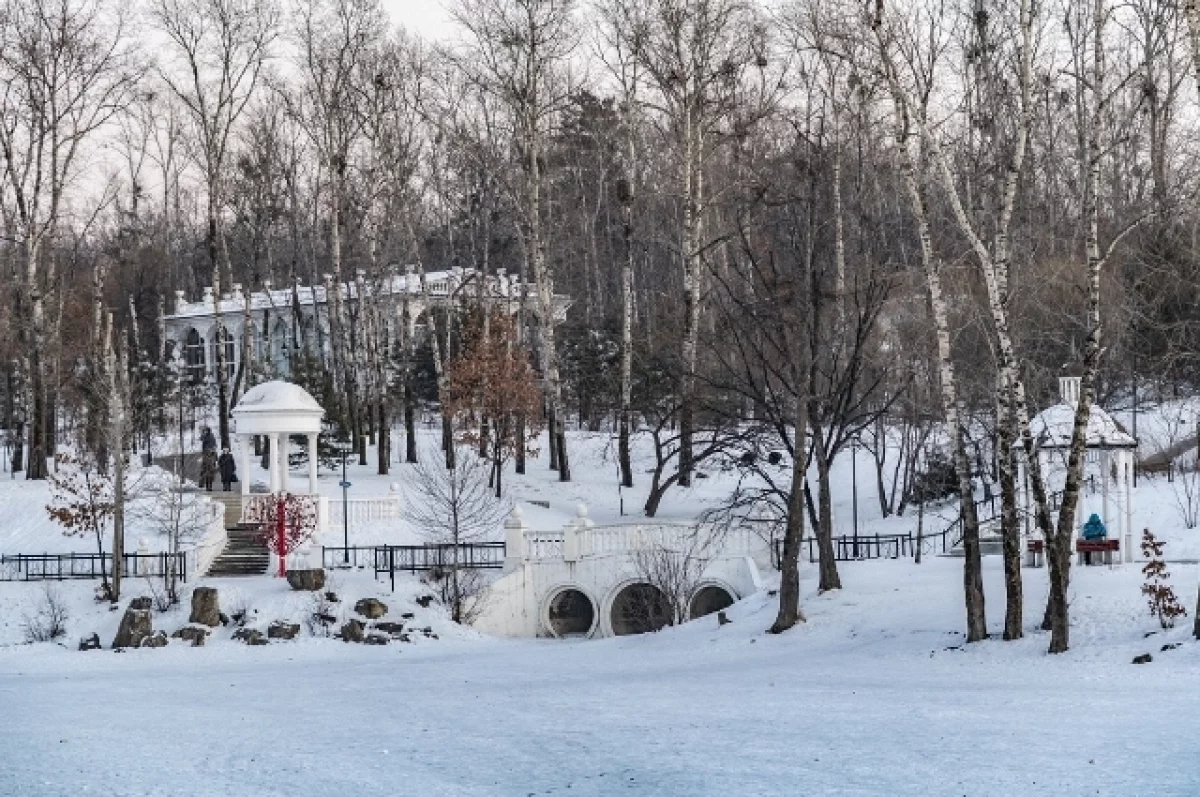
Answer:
xmin=189 ymin=587 xmax=221 ymax=627
xmin=286 ymin=569 xmax=326 ymax=592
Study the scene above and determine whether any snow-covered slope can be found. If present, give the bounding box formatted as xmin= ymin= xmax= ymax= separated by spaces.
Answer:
xmin=2 ymin=558 xmax=1200 ymax=796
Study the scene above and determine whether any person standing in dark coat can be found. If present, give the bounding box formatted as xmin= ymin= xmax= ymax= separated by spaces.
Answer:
xmin=218 ymin=448 xmax=237 ymax=492
xmin=200 ymin=450 xmax=217 ymax=491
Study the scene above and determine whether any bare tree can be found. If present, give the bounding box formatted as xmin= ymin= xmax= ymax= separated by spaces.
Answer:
xmin=0 ymin=0 xmax=140 ymax=478
xmin=402 ymin=445 xmax=510 ymax=622
xmin=630 ymin=528 xmax=712 ymax=626
xmin=152 ymin=0 xmax=277 ymax=449
xmin=452 ymin=0 xmax=578 ymax=481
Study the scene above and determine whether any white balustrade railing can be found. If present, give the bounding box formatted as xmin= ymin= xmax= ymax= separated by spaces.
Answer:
xmin=327 ymin=496 xmax=402 ymax=527
xmin=523 ymin=532 xmax=565 ymax=560
xmin=190 ymin=501 xmax=229 ymax=577
xmin=520 ymin=523 xmax=759 ymax=563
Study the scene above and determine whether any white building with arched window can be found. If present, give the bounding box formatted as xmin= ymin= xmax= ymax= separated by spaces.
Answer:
xmin=162 ymin=267 xmax=571 ymax=388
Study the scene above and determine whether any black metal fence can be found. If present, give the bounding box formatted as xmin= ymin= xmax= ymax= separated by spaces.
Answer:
xmin=321 ymin=543 xmax=507 ymax=589
xmin=800 ymin=533 xmax=916 ymax=562
xmin=376 ymin=543 xmax=506 ymax=591
xmin=0 ymin=552 xmax=189 ymax=582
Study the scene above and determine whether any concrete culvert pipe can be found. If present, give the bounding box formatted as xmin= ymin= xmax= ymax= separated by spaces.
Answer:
xmin=610 ymin=583 xmax=671 ymax=636
xmin=689 ymin=585 xmax=735 ymax=620
xmin=547 ymin=588 xmax=595 ymax=638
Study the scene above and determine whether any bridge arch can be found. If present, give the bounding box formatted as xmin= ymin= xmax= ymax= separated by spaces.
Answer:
xmin=604 ymin=580 xmax=671 ymax=637
xmin=689 ymin=582 xmax=737 ymax=620
xmin=541 ymin=585 xmax=598 ymax=639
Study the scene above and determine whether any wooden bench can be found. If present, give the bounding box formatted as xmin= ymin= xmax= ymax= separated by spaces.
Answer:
xmin=1026 ymin=539 xmax=1044 ymax=568
xmin=1076 ymin=538 xmax=1119 ymax=566
xmin=1028 ymin=538 xmax=1121 ymax=566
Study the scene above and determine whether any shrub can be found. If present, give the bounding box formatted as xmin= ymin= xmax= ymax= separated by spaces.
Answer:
xmin=22 ymin=585 xmax=69 ymax=643
xmin=1141 ymin=529 xmax=1187 ymax=630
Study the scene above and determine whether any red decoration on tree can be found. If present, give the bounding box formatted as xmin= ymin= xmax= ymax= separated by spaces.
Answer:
xmin=244 ymin=493 xmax=318 ymax=576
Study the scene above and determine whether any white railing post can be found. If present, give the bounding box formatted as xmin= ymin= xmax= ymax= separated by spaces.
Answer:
xmin=504 ymin=506 xmax=529 ymax=570
xmin=318 ymin=496 xmax=329 ymax=534
xmin=562 ymin=503 xmax=593 ymax=562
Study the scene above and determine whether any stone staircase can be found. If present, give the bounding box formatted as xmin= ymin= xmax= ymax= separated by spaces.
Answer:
xmin=205 ymin=493 xmax=270 ymax=577
xmin=947 ymin=518 xmax=1006 ymax=558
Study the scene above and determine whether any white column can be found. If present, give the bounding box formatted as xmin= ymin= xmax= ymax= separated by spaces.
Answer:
xmin=267 ymin=433 xmax=279 ymax=494
xmin=1101 ymin=450 xmax=1110 ymax=532
xmin=278 ymin=432 xmax=290 ymax=493
xmin=308 ymin=434 xmax=318 ymax=495
xmin=1124 ymin=450 xmax=1135 ymax=563
xmin=240 ymin=435 xmax=251 ymax=497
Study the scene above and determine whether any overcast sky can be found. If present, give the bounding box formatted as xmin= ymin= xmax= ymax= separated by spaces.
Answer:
xmin=382 ymin=0 xmax=455 ymax=41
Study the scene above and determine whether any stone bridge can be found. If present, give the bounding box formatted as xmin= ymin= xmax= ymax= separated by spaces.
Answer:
xmin=472 ymin=505 xmax=771 ymax=639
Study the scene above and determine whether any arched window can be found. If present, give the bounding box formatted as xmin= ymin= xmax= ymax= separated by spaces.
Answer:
xmin=271 ymin=319 xmax=291 ymax=376
xmin=210 ymin=326 xmax=235 ymax=380
xmin=184 ymin=328 xmax=206 ymax=386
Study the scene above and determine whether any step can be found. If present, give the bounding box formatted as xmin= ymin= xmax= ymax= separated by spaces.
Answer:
xmin=945 ymin=540 xmax=1006 ymax=558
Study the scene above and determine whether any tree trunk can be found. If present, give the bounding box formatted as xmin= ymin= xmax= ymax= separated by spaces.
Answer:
xmin=998 ymin=382 xmax=1023 ymax=640
xmin=404 ymin=379 xmax=417 ymax=464
xmin=812 ymin=426 xmax=842 ymax=592
xmin=208 ymin=204 xmax=231 ymax=451
xmin=619 ymin=191 xmax=635 ymax=488
xmin=770 ymin=279 xmax=811 ymax=633
xmin=887 ymin=92 xmax=988 ymax=642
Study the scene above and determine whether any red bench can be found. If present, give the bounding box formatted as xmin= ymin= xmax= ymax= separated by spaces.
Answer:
xmin=1076 ymin=538 xmax=1119 ymax=566
xmin=1026 ymin=538 xmax=1120 ymax=567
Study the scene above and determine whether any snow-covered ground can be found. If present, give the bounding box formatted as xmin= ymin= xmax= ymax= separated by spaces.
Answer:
xmin=3 ymin=558 xmax=1200 ymax=796
xmin=5 ymin=417 xmax=1200 ymax=795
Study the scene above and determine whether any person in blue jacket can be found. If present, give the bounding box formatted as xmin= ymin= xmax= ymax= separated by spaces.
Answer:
xmin=1081 ymin=513 xmax=1107 ymax=540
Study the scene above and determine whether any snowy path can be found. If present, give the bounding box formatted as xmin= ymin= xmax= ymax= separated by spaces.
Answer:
xmin=4 ymin=559 xmax=1200 ymax=796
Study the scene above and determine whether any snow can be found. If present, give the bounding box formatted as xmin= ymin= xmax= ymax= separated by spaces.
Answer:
xmin=5 ymin=416 xmax=1200 ymax=794
xmin=3 ymin=560 xmax=1200 ymax=795
xmin=1030 ymin=402 xmax=1136 ymax=449
xmin=0 ymin=466 xmax=219 ymax=557
xmin=234 ymin=380 xmax=324 ymax=414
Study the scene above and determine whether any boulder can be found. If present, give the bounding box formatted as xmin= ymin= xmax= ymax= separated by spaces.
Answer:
xmin=364 ymin=633 xmax=390 ymax=646
xmin=189 ymin=587 xmax=221 ymax=627
xmin=232 ymin=628 xmax=268 ymax=646
xmin=1133 ymin=653 xmax=1153 ymax=664
xmin=140 ymin=631 xmax=169 ymax=649
xmin=128 ymin=596 xmax=153 ymax=611
xmin=374 ymin=621 xmax=405 ymax=635
xmin=340 ymin=619 xmax=365 ymax=643
xmin=354 ymin=598 xmax=388 ymax=619
xmin=286 ymin=569 xmax=326 ymax=592
xmin=111 ymin=608 xmax=153 ymax=649
xmin=268 ymin=622 xmax=300 ymax=640
xmin=78 ymin=633 xmax=101 ymax=651
xmin=171 ymin=626 xmax=209 ymax=647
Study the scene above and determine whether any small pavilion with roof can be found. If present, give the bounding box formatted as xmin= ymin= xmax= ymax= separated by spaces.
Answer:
xmin=230 ymin=381 xmax=325 ymax=498
xmin=1024 ymin=375 xmax=1138 ymax=562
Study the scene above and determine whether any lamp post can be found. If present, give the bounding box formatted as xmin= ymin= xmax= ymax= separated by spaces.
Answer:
xmin=851 ymin=436 xmax=860 ymax=558
xmin=325 ymin=421 xmax=354 ymax=564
